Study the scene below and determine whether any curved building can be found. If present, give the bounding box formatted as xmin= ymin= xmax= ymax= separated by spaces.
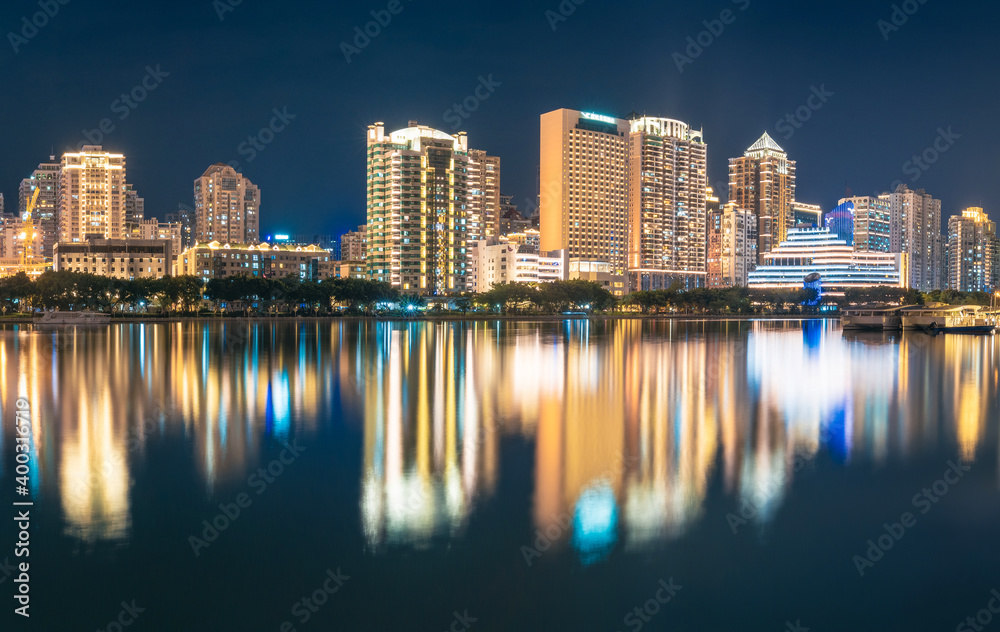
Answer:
xmin=747 ymin=227 xmax=905 ymax=292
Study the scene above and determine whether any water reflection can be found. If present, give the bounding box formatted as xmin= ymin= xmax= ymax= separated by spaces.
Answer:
xmin=0 ymin=320 xmax=996 ymax=560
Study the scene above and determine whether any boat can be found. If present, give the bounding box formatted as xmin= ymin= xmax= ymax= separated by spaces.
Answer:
xmin=34 ymin=310 xmax=111 ymax=325
xmin=841 ymin=306 xmax=905 ymax=331
xmin=900 ymin=304 xmax=996 ymax=334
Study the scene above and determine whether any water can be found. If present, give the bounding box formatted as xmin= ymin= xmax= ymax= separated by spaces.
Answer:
xmin=1 ymin=319 xmax=998 ymax=631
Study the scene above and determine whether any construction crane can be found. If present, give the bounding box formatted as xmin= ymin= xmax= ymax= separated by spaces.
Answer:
xmin=15 ymin=187 xmax=49 ymax=276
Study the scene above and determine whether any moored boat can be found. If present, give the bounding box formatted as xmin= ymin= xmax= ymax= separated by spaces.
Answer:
xmin=841 ymin=306 xmax=905 ymax=331
xmin=901 ymin=304 xmax=996 ymax=334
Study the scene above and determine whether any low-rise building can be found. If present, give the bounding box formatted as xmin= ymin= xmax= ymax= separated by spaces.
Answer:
xmin=569 ymin=260 xmax=627 ymax=297
xmin=54 ymin=239 xmax=173 ymax=279
xmin=174 ymin=242 xmax=333 ymax=282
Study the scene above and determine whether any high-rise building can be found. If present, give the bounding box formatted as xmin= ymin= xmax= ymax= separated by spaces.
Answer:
xmin=824 ymin=201 xmax=855 ymax=246
xmin=19 ymin=157 xmax=60 ymax=258
xmin=165 ymin=205 xmax=195 ymax=250
xmin=729 ymin=132 xmax=797 ymax=262
xmin=366 ymin=121 xmax=473 ymax=294
xmin=540 ymin=109 xmax=629 ymax=275
xmin=468 ymin=150 xmax=501 ymax=240
xmin=887 ymin=184 xmax=944 ymax=290
xmin=707 ymin=203 xmax=757 ymax=288
xmin=58 ymin=146 xmax=128 ymax=243
xmin=626 ymin=115 xmax=708 ymax=290
xmin=947 ymin=207 xmax=998 ymax=292
xmin=124 ymin=184 xmax=145 ymax=230
xmin=841 ymin=196 xmax=891 ymax=253
xmin=340 ymin=225 xmax=367 ymax=261
xmin=193 ymin=164 xmax=261 ymax=245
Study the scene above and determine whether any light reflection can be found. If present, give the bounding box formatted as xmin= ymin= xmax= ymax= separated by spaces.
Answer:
xmin=0 ymin=319 xmax=995 ymax=559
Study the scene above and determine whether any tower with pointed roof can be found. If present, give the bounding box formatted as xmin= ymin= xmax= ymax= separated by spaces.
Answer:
xmin=729 ymin=132 xmax=797 ymax=262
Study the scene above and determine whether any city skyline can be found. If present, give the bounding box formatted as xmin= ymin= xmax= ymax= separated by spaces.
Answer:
xmin=1 ymin=1 xmax=998 ymax=238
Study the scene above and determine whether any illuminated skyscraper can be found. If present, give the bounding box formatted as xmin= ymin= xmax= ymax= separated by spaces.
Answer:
xmin=626 ymin=115 xmax=708 ymax=290
xmin=366 ymin=121 xmax=474 ymax=294
xmin=947 ymin=207 xmax=998 ymax=292
xmin=58 ymin=146 xmax=127 ymax=242
xmin=193 ymin=164 xmax=261 ymax=244
xmin=468 ymin=150 xmax=501 ymax=240
xmin=841 ymin=196 xmax=891 ymax=253
xmin=540 ymin=108 xmax=628 ymax=275
xmin=887 ymin=184 xmax=944 ymax=290
xmin=707 ymin=203 xmax=757 ymax=288
xmin=729 ymin=132 xmax=797 ymax=262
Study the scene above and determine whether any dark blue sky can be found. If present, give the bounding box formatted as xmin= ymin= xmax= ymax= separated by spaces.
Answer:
xmin=2 ymin=0 xmax=997 ymax=238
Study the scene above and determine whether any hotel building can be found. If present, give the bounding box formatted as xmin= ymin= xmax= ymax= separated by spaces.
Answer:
xmin=473 ymin=236 xmax=568 ymax=292
xmin=747 ymin=227 xmax=905 ymax=292
xmin=707 ymin=203 xmax=757 ymax=288
xmin=366 ymin=121 xmax=476 ymax=295
xmin=540 ymin=109 xmax=629 ymax=276
xmin=729 ymin=132 xmax=797 ymax=262
xmin=193 ymin=164 xmax=261 ymax=245
xmin=841 ymin=196 xmax=891 ymax=253
xmin=947 ymin=207 xmax=998 ymax=292
xmin=626 ymin=115 xmax=708 ymax=290
xmin=57 ymin=146 xmax=128 ymax=242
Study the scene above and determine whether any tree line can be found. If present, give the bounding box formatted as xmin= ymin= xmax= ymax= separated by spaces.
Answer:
xmin=0 ymin=270 xmax=992 ymax=317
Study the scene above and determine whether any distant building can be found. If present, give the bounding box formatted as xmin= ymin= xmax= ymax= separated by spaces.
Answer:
xmin=707 ymin=203 xmax=757 ymax=288
xmin=887 ymin=184 xmax=944 ymax=290
xmin=468 ymin=150 xmax=501 ymax=240
xmin=499 ymin=208 xmax=531 ymax=236
xmin=165 ymin=205 xmax=195 ymax=250
xmin=337 ymin=261 xmax=367 ymax=280
xmin=339 ymin=225 xmax=367 ymax=262
xmin=947 ymin=207 xmax=998 ymax=292
xmin=54 ymin=238 xmax=173 ymax=280
xmin=626 ymin=115 xmax=708 ymax=291
xmin=730 ymin=132 xmax=797 ymax=261
xmin=174 ymin=242 xmax=332 ymax=282
xmin=747 ymin=228 xmax=905 ymax=292
xmin=193 ymin=164 xmax=261 ymax=244
xmin=474 ymin=237 xmax=567 ymax=292
xmin=19 ymin=157 xmax=60 ymax=258
xmin=792 ymin=202 xmax=823 ymax=228
xmin=824 ymin=201 xmax=855 ymax=246
xmin=540 ymin=109 xmax=629 ymax=275
xmin=841 ymin=196 xmax=891 ymax=253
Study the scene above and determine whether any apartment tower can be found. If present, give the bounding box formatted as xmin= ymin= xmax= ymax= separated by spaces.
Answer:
xmin=729 ymin=132 xmax=796 ymax=262
xmin=19 ymin=157 xmax=60 ymax=258
xmin=366 ymin=121 xmax=473 ymax=294
xmin=540 ymin=109 xmax=629 ymax=275
xmin=626 ymin=115 xmax=708 ymax=290
xmin=947 ymin=207 xmax=998 ymax=292
xmin=193 ymin=164 xmax=261 ymax=244
xmin=58 ymin=146 xmax=127 ymax=242
xmin=887 ymin=184 xmax=944 ymax=290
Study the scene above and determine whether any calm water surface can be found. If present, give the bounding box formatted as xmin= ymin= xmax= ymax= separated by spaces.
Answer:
xmin=1 ymin=319 xmax=998 ymax=631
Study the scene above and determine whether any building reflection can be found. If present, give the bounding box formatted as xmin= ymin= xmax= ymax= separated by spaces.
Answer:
xmin=0 ymin=318 xmax=996 ymax=557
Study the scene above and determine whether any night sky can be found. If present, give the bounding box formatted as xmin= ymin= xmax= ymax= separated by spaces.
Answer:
xmin=2 ymin=0 xmax=997 ymax=238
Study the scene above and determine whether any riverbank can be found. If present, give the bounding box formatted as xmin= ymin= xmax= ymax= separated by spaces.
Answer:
xmin=0 ymin=313 xmax=828 ymax=325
